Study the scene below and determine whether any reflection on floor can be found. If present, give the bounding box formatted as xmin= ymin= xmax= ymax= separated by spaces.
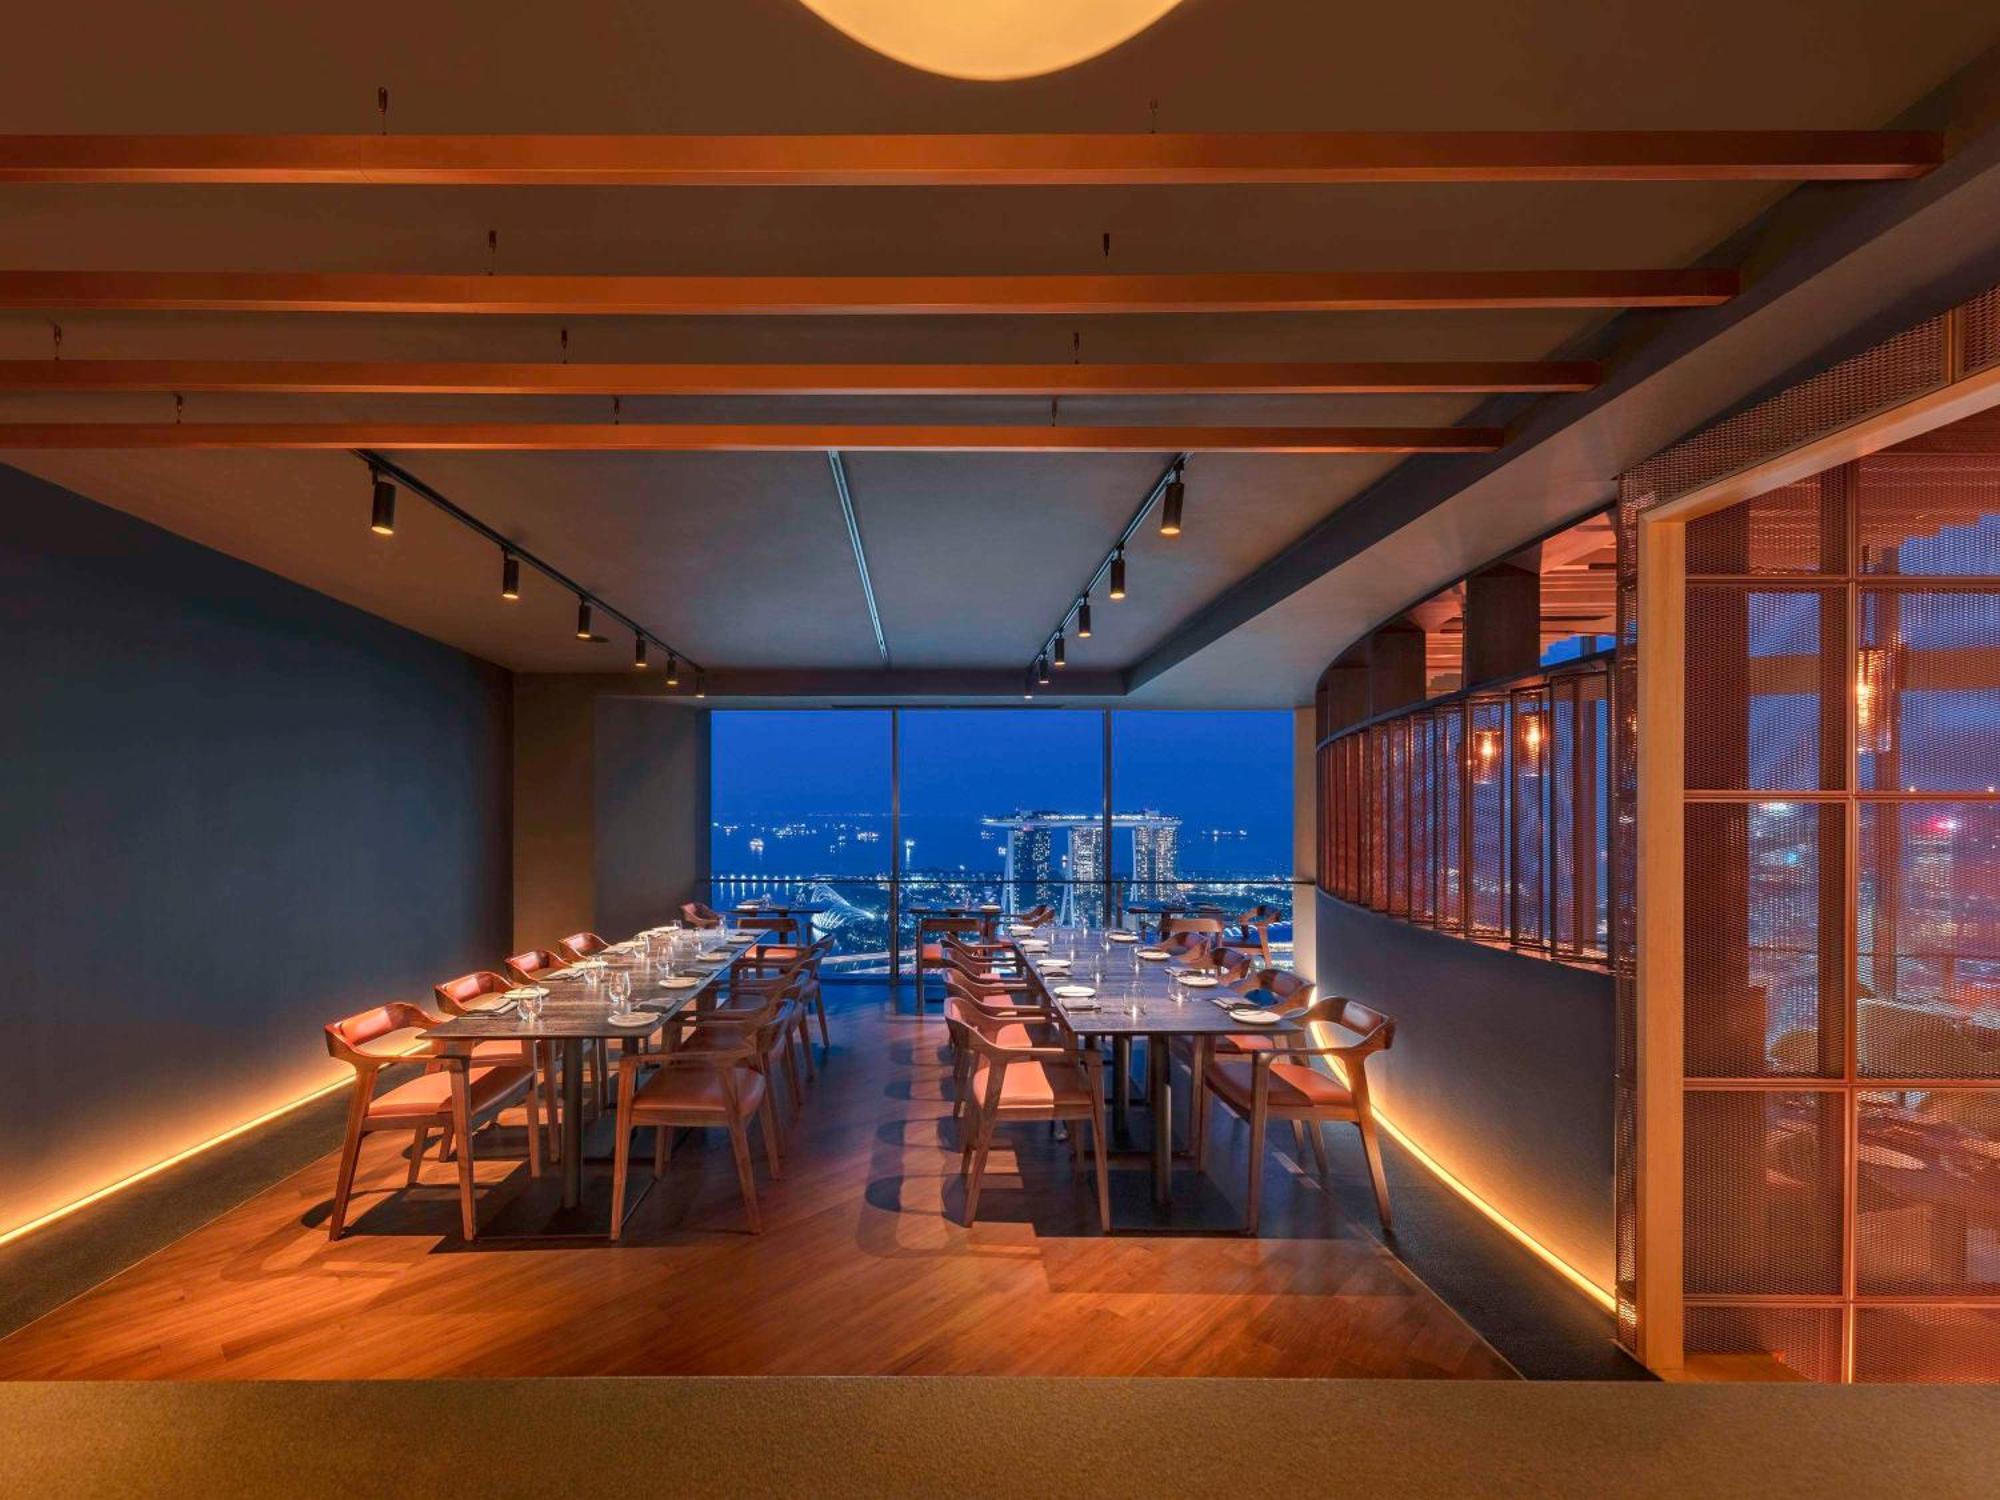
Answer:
xmin=0 ymin=991 xmax=1513 ymax=1380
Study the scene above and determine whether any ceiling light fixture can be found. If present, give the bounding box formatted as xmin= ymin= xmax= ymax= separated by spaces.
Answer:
xmin=1053 ymin=631 xmax=1067 ymax=668
xmin=500 ymin=552 xmax=521 ymax=600
xmin=633 ymin=634 xmax=649 ymax=669
xmin=1037 ymin=655 xmax=1051 ymax=685
xmin=369 ymin=475 xmax=396 ymax=536
xmin=667 ymin=652 xmax=681 ymax=686
xmin=695 ymin=668 xmax=707 ymax=699
xmin=576 ymin=598 xmax=593 ymax=640
xmin=1077 ymin=598 xmax=1092 ymax=638
xmin=1109 ymin=548 xmax=1127 ymax=600
xmin=1158 ymin=463 xmax=1185 ymax=536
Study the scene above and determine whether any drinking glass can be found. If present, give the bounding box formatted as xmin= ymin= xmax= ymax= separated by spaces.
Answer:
xmin=519 ymin=989 xmax=544 ymax=1026
xmin=607 ymin=969 xmax=633 ymax=1014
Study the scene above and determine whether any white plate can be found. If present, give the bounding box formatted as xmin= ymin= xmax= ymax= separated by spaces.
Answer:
xmin=1106 ymin=931 xmax=1139 ymax=943
xmin=609 ymin=1012 xmax=659 ymax=1027
xmin=698 ymin=951 xmax=731 ymax=963
xmin=978 ymin=903 xmax=1002 ymax=912
xmin=1177 ymin=974 xmax=1220 ymax=988
xmin=1053 ymin=984 xmax=1097 ymax=999
xmin=1136 ymin=948 xmax=1171 ymax=960
xmin=1038 ymin=958 xmax=1072 ymax=971
xmin=1008 ymin=925 xmax=1036 ymax=937
xmin=1017 ymin=939 xmax=1050 ymax=952
xmin=1227 ymin=1008 xmax=1280 ymax=1025
xmin=657 ymin=975 xmax=702 ymax=989
xmin=726 ymin=933 xmax=758 ymax=944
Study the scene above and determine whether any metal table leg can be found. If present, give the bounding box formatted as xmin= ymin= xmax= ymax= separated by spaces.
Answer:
xmin=1149 ymin=1037 xmax=1172 ymax=1204
xmin=561 ymin=1037 xmax=585 ymax=1210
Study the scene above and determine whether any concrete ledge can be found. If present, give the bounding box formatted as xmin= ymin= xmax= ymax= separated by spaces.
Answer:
xmin=1 ymin=1376 xmax=1992 ymax=1499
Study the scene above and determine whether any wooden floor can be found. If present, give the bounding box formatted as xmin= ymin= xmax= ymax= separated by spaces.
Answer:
xmin=0 ymin=992 xmax=1513 ymax=1380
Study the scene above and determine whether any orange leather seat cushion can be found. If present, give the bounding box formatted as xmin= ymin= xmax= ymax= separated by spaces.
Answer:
xmin=969 ymin=1059 xmax=1092 ymax=1112
xmin=1205 ymin=1057 xmax=1354 ymax=1114
xmin=629 ymin=1064 xmax=765 ymax=1121
xmin=366 ymin=1063 xmax=528 ymax=1124
xmin=920 ymin=944 xmax=944 ymax=962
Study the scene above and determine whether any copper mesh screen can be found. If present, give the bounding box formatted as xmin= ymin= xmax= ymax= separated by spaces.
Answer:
xmin=1684 ymin=1303 xmax=1844 ymax=1383
xmin=1437 ymin=707 xmax=1464 ymax=930
xmin=1685 ymin=1089 xmax=1843 ymax=1297
xmin=1963 ymin=285 xmax=2000 ymax=377
xmin=1857 ymin=589 xmax=2000 ymax=793
xmin=1858 ymin=802 xmax=2000 ymax=1079
xmin=1684 ymin=802 xmax=1845 ymax=1079
xmin=1367 ymin=728 xmax=1388 ymax=908
xmin=1855 ymin=1089 xmax=2000 ymax=1297
xmin=1686 ymin=475 xmax=1844 ymax=575
xmin=1684 ymin=586 xmax=1846 ymax=792
xmin=1386 ymin=721 xmax=1411 ymax=917
xmin=1467 ymin=696 xmax=1508 ymax=937
xmin=1852 ymin=1306 xmax=2000 ymax=1382
xmin=1410 ymin=714 xmax=1436 ymax=925
xmin=1858 ymin=455 xmax=2000 ymax=577
xmin=1615 ymin=1081 xmax=1639 ymax=1346
xmin=1511 ymin=686 xmax=1550 ymax=947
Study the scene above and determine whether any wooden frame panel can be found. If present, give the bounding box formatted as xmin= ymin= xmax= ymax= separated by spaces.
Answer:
xmin=0 ymin=132 xmax=1941 ymax=186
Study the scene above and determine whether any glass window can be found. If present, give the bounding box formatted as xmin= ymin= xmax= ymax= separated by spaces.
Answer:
xmin=709 ymin=710 xmax=892 ymax=970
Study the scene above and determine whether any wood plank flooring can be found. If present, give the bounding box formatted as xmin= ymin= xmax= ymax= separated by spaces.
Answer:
xmin=0 ymin=993 xmax=1513 ymax=1380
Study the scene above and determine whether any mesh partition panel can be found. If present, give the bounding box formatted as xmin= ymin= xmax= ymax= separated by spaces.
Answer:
xmin=1685 ymin=1089 xmax=1844 ymax=1297
xmin=1438 ymin=708 xmax=1465 ymax=930
xmin=1852 ymin=1306 xmax=2000 ymax=1383
xmin=1686 ymin=477 xmax=1843 ymax=575
xmin=1967 ymin=285 xmax=2000 ymax=375
xmin=1511 ymin=687 xmax=1550 ymax=948
xmin=1615 ymin=1081 xmax=1639 ymax=1346
xmin=1685 ymin=586 xmax=1846 ymax=792
xmin=1551 ymin=680 xmax=1582 ymax=954
xmin=1858 ymin=455 xmax=2000 ymax=577
xmin=1387 ymin=720 xmax=1411 ymax=917
xmin=1684 ymin=1303 xmax=1845 ymax=1383
xmin=1683 ymin=801 xmax=1846 ymax=1079
xmin=1368 ymin=729 xmax=1388 ymax=909
xmin=1468 ymin=697 xmax=1509 ymax=937
xmin=1410 ymin=714 xmax=1436 ymax=925
xmin=1858 ymin=802 xmax=2000 ymax=1078
xmin=1856 ymin=1089 xmax=2000 ymax=1297
xmin=1857 ymin=589 xmax=2000 ymax=792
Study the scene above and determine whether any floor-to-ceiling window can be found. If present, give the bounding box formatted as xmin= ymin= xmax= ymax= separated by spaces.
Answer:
xmin=710 ymin=709 xmax=893 ymax=969
xmin=708 ymin=707 xmax=1295 ymax=977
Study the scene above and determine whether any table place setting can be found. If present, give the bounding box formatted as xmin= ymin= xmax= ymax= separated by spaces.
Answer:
xmin=1135 ymin=947 xmax=1170 ymax=960
xmin=1106 ymin=930 xmax=1140 ymax=943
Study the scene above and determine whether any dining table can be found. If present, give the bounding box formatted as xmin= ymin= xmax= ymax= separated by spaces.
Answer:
xmin=423 ymin=929 xmax=752 ymax=1236
xmin=1013 ymin=930 xmax=1301 ymax=1209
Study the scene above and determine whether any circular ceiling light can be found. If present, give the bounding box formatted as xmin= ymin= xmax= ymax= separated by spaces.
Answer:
xmin=795 ymin=0 xmax=1185 ymax=81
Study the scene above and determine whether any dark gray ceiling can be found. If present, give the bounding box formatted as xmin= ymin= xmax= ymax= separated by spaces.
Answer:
xmin=2 ymin=0 xmax=1997 ymax=702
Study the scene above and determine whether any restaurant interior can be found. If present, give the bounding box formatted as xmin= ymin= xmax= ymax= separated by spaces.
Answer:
xmin=3 ymin=2 xmax=1999 ymax=1494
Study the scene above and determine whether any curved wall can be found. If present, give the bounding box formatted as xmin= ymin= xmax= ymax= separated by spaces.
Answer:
xmin=1315 ymin=892 xmax=1615 ymax=1290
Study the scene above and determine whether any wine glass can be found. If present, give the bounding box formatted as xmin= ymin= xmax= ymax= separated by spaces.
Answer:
xmin=607 ymin=968 xmax=633 ymax=1014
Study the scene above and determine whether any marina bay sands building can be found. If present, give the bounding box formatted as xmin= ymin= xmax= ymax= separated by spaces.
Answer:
xmin=982 ymin=811 xmax=1181 ymax=923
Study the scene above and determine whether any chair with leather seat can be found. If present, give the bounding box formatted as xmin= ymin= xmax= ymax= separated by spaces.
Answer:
xmin=915 ymin=913 xmax=983 ymax=1016
xmin=1198 ymin=996 xmax=1396 ymax=1234
xmin=608 ymin=1034 xmax=777 ymax=1237
xmin=681 ymin=901 xmax=724 ymax=930
xmin=557 ymin=931 xmax=610 ymax=962
xmin=941 ymin=969 xmax=1054 ymax=1118
xmin=433 ymin=970 xmax=557 ymax=1160
xmin=323 ymin=1002 xmax=540 ymax=1241
xmin=957 ymin=1016 xmax=1111 ymax=1230
xmin=1234 ymin=904 xmax=1285 ymax=963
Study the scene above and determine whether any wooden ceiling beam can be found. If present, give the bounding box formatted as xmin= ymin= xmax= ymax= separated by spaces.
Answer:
xmin=0 ymin=132 xmax=1943 ymax=186
xmin=0 ymin=269 xmax=1737 ymax=316
xmin=0 ymin=422 xmax=1502 ymax=454
xmin=0 ymin=357 xmax=1601 ymax=396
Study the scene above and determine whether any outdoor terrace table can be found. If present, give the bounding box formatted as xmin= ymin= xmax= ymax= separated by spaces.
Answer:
xmin=1016 ymin=935 xmax=1300 ymax=1209
xmin=423 ymin=934 xmax=740 ymax=1235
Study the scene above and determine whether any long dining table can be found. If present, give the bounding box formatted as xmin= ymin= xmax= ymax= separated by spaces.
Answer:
xmin=1013 ymin=931 xmax=1301 ymax=1210
xmin=423 ymin=928 xmax=757 ymax=1235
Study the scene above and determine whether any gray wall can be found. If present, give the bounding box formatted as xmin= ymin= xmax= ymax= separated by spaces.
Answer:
xmin=0 ymin=467 xmax=512 ymax=1236
xmin=1315 ymin=893 xmax=1615 ymax=1287
xmin=593 ymin=697 xmax=711 ymax=938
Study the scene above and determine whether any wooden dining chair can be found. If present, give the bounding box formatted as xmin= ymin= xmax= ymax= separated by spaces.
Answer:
xmin=1234 ymin=904 xmax=1284 ymax=963
xmin=916 ymin=914 xmax=983 ymax=1014
xmin=942 ymin=970 xmax=1053 ymax=1119
xmin=957 ymin=1017 xmax=1111 ymax=1231
xmin=1159 ymin=915 xmax=1226 ymax=950
xmin=323 ymin=1002 xmax=540 ymax=1241
xmin=433 ymin=970 xmax=557 ymax=1161
xmin=1198 ymin=996 xmax=1397 ymax=1234
xmin=609 ymin=1035 xmax=777 ymax=1238
xmin=679 ymin=950 xmax=814 ymax=1150
xmin=681 ymin=901 xmax=723 ymax=929
xmin=557 ymin=931 xmax=610 ymax=962
xmin=733 ymin=913 xmax=801 ymax=946
xmin=504 ymin=947 xmax=568 ymax=986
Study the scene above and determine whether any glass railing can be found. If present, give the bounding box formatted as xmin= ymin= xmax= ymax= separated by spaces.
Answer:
xmin=708 ymin=872 xmax=1302 ymax=982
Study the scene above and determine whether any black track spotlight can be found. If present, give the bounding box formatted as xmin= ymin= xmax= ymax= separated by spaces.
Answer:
xmin=576 ymin=598 xmax=593 ymax=640
xmin=1036 ymin=655 xmax=1051 ymax=686
xmin=1024 ymin=671 xmax=1035 ymax=700
xmin=666 ymin=652 xmax=681 ymax=687
xmin=1053 ymin=632 xmax=1067 ymax=668
xmin=695 ymin=668 xmax=707 ymax=699
xmin=1109 ymin=547 xmax=1127 ymax=600
xmin=369 ymin=476 xmax=396 ymax=536
xmin=633 ymin=634 xmax=649 ymax=670
xmin=1158 ymin=465 xmax=1185 ymax=537
xmin=1076 ymin=598 xmax=1092 ymax=639
xmin=500 ymin=552 xmax=521 ymax=600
